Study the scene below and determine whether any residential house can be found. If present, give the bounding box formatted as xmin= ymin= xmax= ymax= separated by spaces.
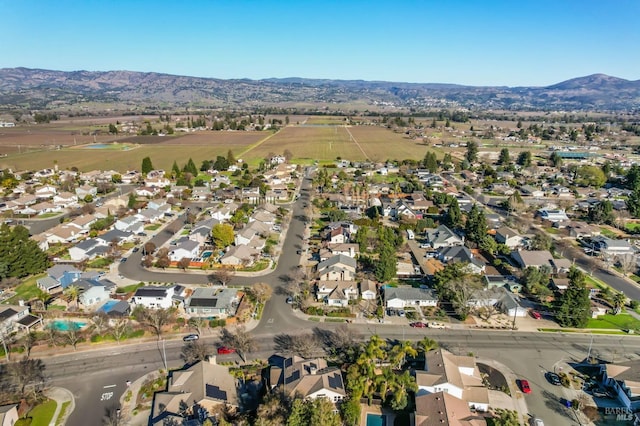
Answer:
xmin=565 ymin=221 xmax=600 ymax=239
xmin=220 ymin=245 xmax=260 ymax=266
xmin=0 ymin=305 xmax=41 ymax=335
xmin=52 ymin=192 xmax=78 ymax=208
xmin=437 ymin=246 xmax=485 ymax=274
xmin=135 ymin=186 xmax=160 ymax=198
xmin=511 ymin=250 xmax=572 ymax=274
xmin=132 ymin=286 xmax=175 ymax=309
xmin=315 ymin=281 xmax=358 ymax=307
xmin=417 ymin=348 xmax=489 ymax=412
xmin=234 ymin=221 xmax=269 ymax=246
xmin=75 ymin=279 xmax=110 ymax=306
xmin=150 ymin=357 xmax=239 ymax=426
xmin=135 ymin=208 xmax=164 ymax=223
xmin=210 ymin=203 xmax=237 ymax=222
xmin=520 ymin=185 xmax=545 ymax=198
xmin=68 ymin=214 xmax=97 ymax=232
xmin=96 ymin=229 xmax=135 ymax=246
xmin=494 ymin=226 xmax=524 ymax=249
xmin=144 ymin=175 xmax=170 ymax=188
xmin=360 ymin=279 xmax=377 ymax=300
xmin=191 ymin=186 xmax=211 ymax=201
xmin=97 ymin=300 xmax=131 ymax=317
xmin=536 ymin=209 xmax=569 ymax=223
xmin=241 ymin=187 xmax=260 ymax=204
xmin=45 ymin=265 xmax=83 ymax=288
xmin=496 ymin=291 xmax=527 ymax=318
xmin=32 ymin=201 xmax=61 ymax=214
xmin=186 ymin=288 xmax=240 ymax=318
xmin=425 ymin=225 xmax=463 ymax=249
xmin=69 ymin=238 xmax=107 ymax=261
xmin=316 ymin=254 xmax=356 ymax=281
xmin=0 ymin=404 xmax=19 ymax=426
xmin=384 ymin=287 xmax=438 ymax=309
xmin=414 ymin=392 xmax=485 ymax=426
xmin=265 ymin=355 xmax=346 ymax=404
xmin=168 ymin=240 xmax=200 ymax=262
xmin=75 ymin=185 xmax=98 ymax=199
xmin=484 ymin=275 xmax=522 ymax=293
xmin=591 ymin=236 xmax=635 ymax=255
xmin=44 ymin=224 xmax=83 ymax=244
xmin=326 ymin=243 xmax=359 ymax=258
xmin=114 ymin=216 xmax=144 ymax=234
xmin=35 ymin=185 xmax=57 ymax=199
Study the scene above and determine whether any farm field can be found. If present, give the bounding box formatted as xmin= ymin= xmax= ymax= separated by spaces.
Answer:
xmin=244 ymin=125 xmax=432 ymax=164
xmin=0 ymin=131 xmax=267 ymax=172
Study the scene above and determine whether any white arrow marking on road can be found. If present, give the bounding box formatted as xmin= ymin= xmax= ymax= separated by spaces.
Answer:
xmin=268 ymin=319 xmax=274 ymax=323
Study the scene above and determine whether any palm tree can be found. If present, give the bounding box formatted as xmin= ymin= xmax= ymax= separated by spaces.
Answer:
xmin=64 ymin=284 xmax=81 ymax=309
xmin=389 ymin=340 xmax=418 ymax=369
xmin=613 ymin=292 xmax=627 ymax=315
xmin=417 ymin=337 xmax=439 ymax=354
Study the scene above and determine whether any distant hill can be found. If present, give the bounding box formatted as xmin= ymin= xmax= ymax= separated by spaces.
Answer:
xmin=0 ymin=67 xmax=638 ymax=112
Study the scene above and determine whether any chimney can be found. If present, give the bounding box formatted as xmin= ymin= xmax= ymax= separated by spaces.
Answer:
xmin=208 ymin=355 xmax=217 ymax=365
xmin=309 ymin=366 xmax=317 ymax=375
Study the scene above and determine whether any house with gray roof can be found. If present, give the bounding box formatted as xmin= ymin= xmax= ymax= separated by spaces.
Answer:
xmin=69 ymin=238 xmax=107 ymax=261
xmin=316 ymin=254 xmax=357 ymax=281
xmin=186 ymin=288 xmax=240 ymax=318
xmin=425 ymin=225 xmax=463 ymax=249
xmin=437 ymin=246 xmax=485 ymax=274
xmin=384 ymin=286 xmax=438 ymax=309
xmin=168 ymin=239 xmax=201 ymax=262
xmin=150 ymin=357 xmax=239 ymax=425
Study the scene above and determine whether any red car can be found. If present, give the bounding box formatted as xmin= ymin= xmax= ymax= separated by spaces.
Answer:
xmin=410 ymin=322 xmax=427 ymax=328
xmin=530 ymin=310 xmax=542 ymax=320
xmin=217 ymin=346 xmax=236 ymax=355
xmin=519 ymin=379 xmax=531 ymax=394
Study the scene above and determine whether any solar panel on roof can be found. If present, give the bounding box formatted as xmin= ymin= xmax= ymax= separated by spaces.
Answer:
xmin=205 ymin=384 xmax=228 ymax=401
xmin=327 ymin=373 xmax=343 ymax=390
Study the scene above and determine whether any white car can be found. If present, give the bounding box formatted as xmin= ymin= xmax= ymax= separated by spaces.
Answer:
xmin=531 ymin=419 xmax=544 ymax=426
xmin=428 ymin=322 xmax=446 ymax=329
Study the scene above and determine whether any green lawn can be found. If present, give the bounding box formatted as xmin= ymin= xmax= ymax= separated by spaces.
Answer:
xmin=625 ymin=222 xmax=640 ymax=232
xmin=4 ymin=273 xmax=46 ymax=304
xmin=16 ymin=399 xmax=57 ymax=426
xmin=586 ymin=313 xmax=640 ymax=331
xmin=600 ymin=228 xmax=618 ymax=238
xmin=55 ymin=401 xmax=70 ymax=426
xmin=145 ymin=223 xmax=161 ymax=231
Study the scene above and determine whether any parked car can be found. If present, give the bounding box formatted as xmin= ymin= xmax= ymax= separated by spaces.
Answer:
xmin=530 ymin=419 xmax=544 ymax=426
xmin=217 ymin=346 xmax=236 ymax=355
xmin=518 ymin=379 xmax=531 ymax=394
xmin=286 ymin=296 xmax=293 ymax=304
xmin=428 ymin=322 xmax=446 ymax=329
xmin=530 ymin=310 xmax=542 ymax=319
xmin=120 ymin=257 xmax=127 ymax=263
xmin=419 ymin=243 xmax=430 ymax=249
xmin=132 ymin=247 xmax=139 ymax=253
xmin=387 ymin=309 xmax=396 ymax=316
xmin=546 ymin=372 xmax=561 ymax=386
xmin=398 ymin=310 xmax=406 ymax=317
xmin=410 ymin=322 xmax=426 ymax=328
xmin=182 ymin=334 xmax=199 ymax=342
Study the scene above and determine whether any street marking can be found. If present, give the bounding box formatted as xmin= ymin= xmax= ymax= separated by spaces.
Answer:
xmin=100 ymin=392 xmax=114 ymax=401
xmin=103 ymin=384 xmax=116 ymax=389
xmin=267 ymin=318 xmax=274 ymax=323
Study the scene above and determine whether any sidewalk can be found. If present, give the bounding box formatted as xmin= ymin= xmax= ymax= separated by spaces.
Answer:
xmin=45 ymin=386 xmax=74 ymax=426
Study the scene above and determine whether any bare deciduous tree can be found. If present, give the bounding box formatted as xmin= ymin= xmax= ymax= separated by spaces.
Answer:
xmin=110 ymin=318 xmax=131 ymax=344
xmin=8 ymin=357 xmax=47 ymax=401
xmin=249 ymin=282 xmax=273 ymax=304
xmin=617 ymin=254 xmax=637 ymax=277
xmin=210 ymin=267 xmax=235 ymax=286
xmin=61 ymin=321 xmax=83 ymax=350
xmin=181 ymin=341 xmax=210 ymax=365
xmin=133 ymin=307 xmax=175 ymax=340
xmin=273 ymin=333 xmax=322 ymax=359
xmin=219 ymin=325 xmax=256 ymax=363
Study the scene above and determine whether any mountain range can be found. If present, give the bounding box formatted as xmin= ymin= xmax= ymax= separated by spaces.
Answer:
xmin=0 ymin=67 xmax=639 ymax=112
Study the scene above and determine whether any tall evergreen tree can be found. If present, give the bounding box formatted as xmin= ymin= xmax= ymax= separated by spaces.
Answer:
xmin=517 ymin=151 xmax=532 ymax=167
xmin=498 ymin=148 xmax=510 ymax=165
xmin=445 ymin=198 xmax=463 ymax=229
xmin=556 ymin=267 xmax=591 ymax=328
xmin=464 ymin=204 xmax=487 ymax=244
xmin=0 ymin=224 xmax=48 ymax=278
xmin=465 ymin=141 xmax=478 ymax=163
xmin=141 ymin=156 xmax=154 ymax=174
xmin=171 ymin=160 xmax=181 ymax=178
xmin=423 ymin=151 xmax=438 ymax=173
xmin=227 ymin=149 xmax=236 ymax=165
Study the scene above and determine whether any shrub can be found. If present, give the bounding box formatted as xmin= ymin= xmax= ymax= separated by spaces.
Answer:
xmin=630 ymin=300 xmax=639 ymax=309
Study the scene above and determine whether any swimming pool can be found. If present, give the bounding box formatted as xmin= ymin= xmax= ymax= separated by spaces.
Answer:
xmin=366 ymin=414 xmax=386 ymax=426
xmin=84 ymin=143 xmax=111 ymax=149
xmin=98 ymin=300 xmax=119 ymax=313
xmin=201 ymin=251 xmax=213 ymax=259
xmin=48 ymin=320 xmax=87 ymax=331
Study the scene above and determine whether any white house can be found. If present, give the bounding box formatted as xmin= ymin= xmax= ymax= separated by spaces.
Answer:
xmin=494 ymin=226 xmax=524 ymax=249
xmin=168 ymin=240 xmax=200 ymax=262
xmin=315 ymin=281 xmax=358 ymax=307
xmin=360 ymin=279 xmax=377 ymax=300
xmin=384 ymin=287 xmax=438 ymax=309
xmin=132 ymin=286 xmax=175 ymax=309
xmin=316 ymin=254 xmax=356 ymax=282
xmin=425 ymin=225 xmax=463 ymax=249
xmin=537 ymin=209 xmax=569 ymax=223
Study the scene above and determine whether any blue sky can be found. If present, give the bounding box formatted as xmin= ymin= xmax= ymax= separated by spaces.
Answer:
xmin=1 ymin=0 xmax=638 ymax=86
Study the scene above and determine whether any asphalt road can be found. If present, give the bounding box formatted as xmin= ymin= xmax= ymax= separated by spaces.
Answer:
xmin=45 ymin=328 xmax=640 ymax=426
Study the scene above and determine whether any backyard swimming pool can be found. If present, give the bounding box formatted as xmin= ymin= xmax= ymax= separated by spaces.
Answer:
xmin=98 ymin=300 xmax=119 ymax=313
xmin=201 ymin=251 xmax=213 ymax=259
xmin=366 ymin=414 xmax=386 ymax=426
xmin=48 ymin=320 xmax=87 ymax=331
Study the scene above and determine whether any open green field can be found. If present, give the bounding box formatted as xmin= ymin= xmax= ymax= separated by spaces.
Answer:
xmin=244 ymin=125 xmax=435 ymax=163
